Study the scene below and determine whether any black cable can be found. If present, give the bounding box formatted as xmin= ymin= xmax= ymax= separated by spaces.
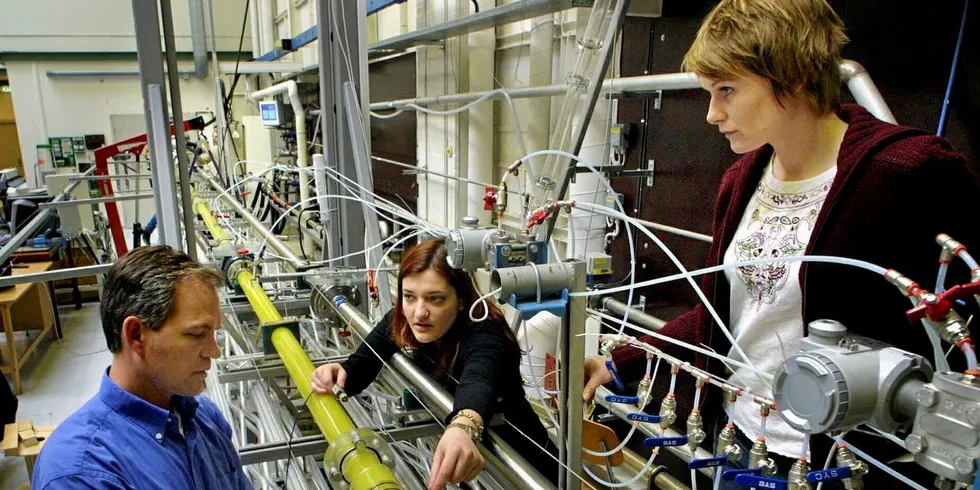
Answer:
xmin=471 ymin=0 xmax=479 ymax=12
xmin=296 ymin=208 xmax=317 ymax=260
xmin=282 ymin=391 xmax=315 ymax=487
xmin=223 ymin=0 xmax=250 ymax=116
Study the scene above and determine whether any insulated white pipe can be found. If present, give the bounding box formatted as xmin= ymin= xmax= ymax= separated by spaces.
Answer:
xmin=466 ymin=0 xmax=495 ymax=224
xmin=249 ymin=0 xmax=262 ymax=58
xmin=247 ymin=81 xmax=310 ymax=212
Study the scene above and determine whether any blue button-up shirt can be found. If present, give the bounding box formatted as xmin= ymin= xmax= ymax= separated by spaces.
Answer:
xmin=32 ymin=370 xmax=254 ymax=490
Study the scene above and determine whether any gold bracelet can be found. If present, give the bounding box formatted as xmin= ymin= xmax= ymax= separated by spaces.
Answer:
xmin=448 ymin=422 xmax=482 ymax=443
xmin=452 ymin=411 xmax=484 ymax=432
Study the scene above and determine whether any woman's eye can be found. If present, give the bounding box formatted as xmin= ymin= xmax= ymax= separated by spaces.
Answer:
xmin=403 ymin=295 xmax=415 ymax=302
xmin=430 ymin=297 xmax=445 ymax=304
xmin=720 ymin=87 xmax=734 ymax=96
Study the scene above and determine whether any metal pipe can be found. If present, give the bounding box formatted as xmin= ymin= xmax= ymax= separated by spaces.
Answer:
xmin=38 ymin=194 xmax=156 ymax=208
xmin=563 ymin=261 xmax=587 ymax=486
xmin=192 ymin=190 xmax=232 ymax=245
xmin=188 ymin=0 xmax=209 ymax=78
xmin=0 ymin=264 xmax=112 ymax=289
xmin=202 ymin=173 xmax=306 ymax=269
xmin=331 ymin=300 xmax=557 ymax=490
xmin=595 ymin=385 xmax=716 ymax=477
xmin=633 ymin=218 xmax=713 ymax=244
xmin=840 ymin=60 xmax=896 ymax=124
xmin=371 ymin=61 xmax=889 ymax=121
xmin=46 ymin=69 xmax=198 ymax=78
xmin=370 ymin=72 xmax=699 ymax=111
xmin=69 ymin=174 xmax=154 ymax=181
xmin=235 ymin=268 xmax=401 ymax=489
xmin=159 ymin=0 xmax=198 ymax=257
xmin=601 ymin=297 xmax=666 ymax=330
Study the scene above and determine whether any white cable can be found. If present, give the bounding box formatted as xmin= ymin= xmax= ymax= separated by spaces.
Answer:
xmin=581 ymin=449 xmax=657 ymax=488
xmin=572 ymin=254 xmax=890 ymax=297
xmin=469 ymin=287 xmax=501 ymax=323
xmin=585 ymin=311 xmax=774 ymax=384
xmin=579 ymin=200 xmax=762 ymax=383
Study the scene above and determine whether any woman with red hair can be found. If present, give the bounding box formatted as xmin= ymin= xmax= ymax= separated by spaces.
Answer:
xmin=311 ymin=237 xmax=557 ymax=489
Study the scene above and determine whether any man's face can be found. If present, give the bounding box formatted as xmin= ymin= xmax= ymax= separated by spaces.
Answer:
xmin=141 ymin=278 xmax=222 ymax=398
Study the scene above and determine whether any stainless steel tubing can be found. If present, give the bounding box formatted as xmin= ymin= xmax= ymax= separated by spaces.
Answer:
xmin=601 ymin=297 xmax=666 ymax=330
xmin=840 ymin=60 xmax=896 ymax=124
xmin=331 ymin=300 xmax=556 ymax=490
xmin=201 ymin=173 xmax=306 ymax=269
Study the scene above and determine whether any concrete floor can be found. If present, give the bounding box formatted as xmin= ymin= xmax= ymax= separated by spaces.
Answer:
xmin=0 ymin=304 xmax=109 ymax=490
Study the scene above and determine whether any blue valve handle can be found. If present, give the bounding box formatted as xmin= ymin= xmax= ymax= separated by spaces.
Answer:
xmin=722 ymin=468 xmax=763 ymax=481
xmin=606 ymin=360 xmax=626 ymax=392
xmin=734 ymin=474 xmax=788 ymax=490
xmin=643 ymin=436 xmax=688 ymax=448
xmin=689 ymin=456 xmax=729 ymax=469
xmin=626 ymin=412 xmax=661 ymax=423
xmin=605 ymin=394 xmax=640 ymax=404
xmin=806 ymin=466 xmax=852 ymax=484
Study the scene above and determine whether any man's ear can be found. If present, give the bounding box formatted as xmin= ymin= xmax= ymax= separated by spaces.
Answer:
xmin=120 ymin=316 xmax=148 ymax=357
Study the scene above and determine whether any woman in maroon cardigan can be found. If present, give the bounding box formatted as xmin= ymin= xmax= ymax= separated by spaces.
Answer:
xmin=582 ymin=0 xmax=980 ymax=486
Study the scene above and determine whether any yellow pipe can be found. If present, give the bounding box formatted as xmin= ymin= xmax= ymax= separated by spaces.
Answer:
xmin=237 ymin=269 xmax=283 ymax=325
xmin=191 ymin=190 xmax=232 ymax=245
xmin=236 ymin=268 xmax=401 ymax=489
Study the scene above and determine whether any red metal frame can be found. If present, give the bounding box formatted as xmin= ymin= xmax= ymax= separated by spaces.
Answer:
xmin=92 ymin=118 xmax=205 ymax=256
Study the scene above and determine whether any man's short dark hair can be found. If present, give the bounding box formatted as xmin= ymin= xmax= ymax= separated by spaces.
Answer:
xmin=101 ymin=246 xmax=223 ymax=353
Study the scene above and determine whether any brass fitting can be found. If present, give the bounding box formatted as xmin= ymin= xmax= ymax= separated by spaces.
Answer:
xmin=686 ymin=410 xmax=706 ymax=451
xmin=788 ymin=458 xmax=811 ymax=490
xmin=836 ymin=445 xmax=868 ymax=490
xmin=749 ymin=438 xmax=778 ymax=476
xmin=717 ymin=424 xmax=743 ymax=461
xmin=659 ymin=394 xmax=677 ymax=428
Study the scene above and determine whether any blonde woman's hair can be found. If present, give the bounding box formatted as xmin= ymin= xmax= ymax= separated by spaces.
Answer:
xmin=682 ymin=0 xmax=849 ymax=114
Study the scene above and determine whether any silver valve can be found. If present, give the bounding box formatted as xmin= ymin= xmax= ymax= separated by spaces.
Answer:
xmin=749 ymin=438 xmax=778 ymax=476
xmin=599 ymin=334 xmax=629 ymax=355
xmin=659 ymin=393 xmax=677 ymax=428
xmin=636 ymin=352 xmax=656 ymax=408
xmin=636 ymin=375 xmax=653 ymax=409
xmin=686 ymin=410 xmax=706 ymax=451
xmin=717 ymin=423 xmax=743 ymax=461
xmin=788 ymin=458 xmax=811 ymax=490
xmin=835 ymin=445 xmax=867 ymax=490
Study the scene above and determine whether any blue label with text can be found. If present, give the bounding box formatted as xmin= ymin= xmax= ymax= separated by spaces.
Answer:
xmin=723 ymin=468 xmax=762 ymax=481
xmin=605 ymin=394 xmax=640 ymax=404
xmin=689 ymin=456 xmax=729 ymax=469
xmin=734 ymin=475 xmax=788 ymax=490
xmin=806 ymin=467 xmax=852 ymax=484
xmin=626 ymin=412 xmax=661 ymax=423
xmin=643 ymin=436 xmax=688 ymax=447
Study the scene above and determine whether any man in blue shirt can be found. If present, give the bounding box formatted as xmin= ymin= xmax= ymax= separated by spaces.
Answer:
xmin=32 ymin=246 xmax=254 ymax=489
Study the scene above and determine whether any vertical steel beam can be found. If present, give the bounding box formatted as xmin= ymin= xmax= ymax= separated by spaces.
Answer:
xmin=132 ymin=0 xmax=181 ymax=249
xmin=564 ymin=260 xmax=587 ymax=487
xmin=159 ymin=0 xmax=198 ymax=256
xmin=316 ymin=0 xmax=343 ymax=261
xmin=317 ymin=0 xmax=374 ymax=307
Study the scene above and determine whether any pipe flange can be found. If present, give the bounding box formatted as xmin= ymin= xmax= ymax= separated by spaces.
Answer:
xmin=322 ymin=428 xmax=397 ymax=489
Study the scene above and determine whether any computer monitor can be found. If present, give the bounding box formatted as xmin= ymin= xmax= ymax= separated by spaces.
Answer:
xmin=9 ymin=199 xmax=39 ymax=234
xmin=259 ymin=99 xmax=282 ymax=127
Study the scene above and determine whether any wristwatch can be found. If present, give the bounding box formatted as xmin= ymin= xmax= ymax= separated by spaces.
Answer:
xmin=448 ymin=422 xmax=482 ymax=443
